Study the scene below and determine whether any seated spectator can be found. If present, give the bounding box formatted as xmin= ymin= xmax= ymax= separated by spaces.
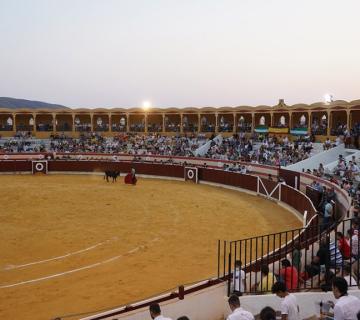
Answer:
xmin=350 ymin=161 xmax=360 ymax=179
xmin=226 ymin=294 xmax=254 ymax=320
xmin=324 ymin=138 xmax=332 ymax=150
xmin=304 ymin=238 xmax=330 ymax=279
xmin=334 ymin=159 xmax=347 ymax=176
xmin=271 ymin=281 xmax=300 ymax=320
xmin=336 ymin=232 xmax=351 ymax=259
xmin=278 ymin=259 xmax=298 ymax=290
xmin=252 ymin=264 xmax=274 ymax=294
xmin=311 ymin=180 xmax=323 ymax=192
xmin=329 ymin=239 xmax=343 ymax=267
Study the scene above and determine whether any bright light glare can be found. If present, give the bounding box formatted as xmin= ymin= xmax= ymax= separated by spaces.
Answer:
xmin=142 ymin=101 xmax=151 ymax=110
xmin=324 ymin=94 xmax=333 ymax=103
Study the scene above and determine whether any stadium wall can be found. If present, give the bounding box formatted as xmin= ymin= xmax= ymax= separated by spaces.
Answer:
xmin=81 ymin=287 xmax=360 ymax=320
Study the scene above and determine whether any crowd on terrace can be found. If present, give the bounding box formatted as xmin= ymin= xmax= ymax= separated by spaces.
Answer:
xmin=0 ymin=131 xmax=327 ymax=167
xmin=212 ymin=148 xmax=360 ymax=319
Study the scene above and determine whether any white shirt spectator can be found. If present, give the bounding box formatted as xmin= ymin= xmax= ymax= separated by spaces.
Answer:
xmin=233 ymin=268 xmax=246 ymax=293
xmin=227 ymin=307 xmax=254 ymax=320
xmin=351 ymin=164 xmax=359 ymax=173
xmin=154 ymin=315 xmax=173 ymax=320
xmin=281 ymin=294 xmax=300 ymax=320
xmin=334 ymin=295 xmax=360 ymax=320
xmin=351 ymin=233 xmax=359 ymax=257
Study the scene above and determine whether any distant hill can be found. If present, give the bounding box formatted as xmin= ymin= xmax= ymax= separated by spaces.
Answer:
xmin=0 ymin=97 xmax=68 ymax=109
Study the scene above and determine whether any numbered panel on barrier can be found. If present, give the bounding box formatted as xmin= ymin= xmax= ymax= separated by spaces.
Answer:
xmin=184 ymin=167 xmax=198 ymax=183
xmin=32 ymin=161 xmax=48 ymax=174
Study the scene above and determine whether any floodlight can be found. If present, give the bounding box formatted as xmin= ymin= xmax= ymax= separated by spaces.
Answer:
xmin=142 ymin=101 xmax=151 ymax=111
xmin=324 ymin=94 xmax=333 ymax=104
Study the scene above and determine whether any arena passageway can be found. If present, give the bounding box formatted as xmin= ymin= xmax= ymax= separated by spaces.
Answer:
xmin=0 ymin=175 xmax=302 ymax=319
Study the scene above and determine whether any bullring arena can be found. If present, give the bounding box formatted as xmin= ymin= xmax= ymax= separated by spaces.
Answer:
xmin=0 ymin=164 xmax=304 ymax=320
xmin=0 ymin=100 xmax=358 ymax=320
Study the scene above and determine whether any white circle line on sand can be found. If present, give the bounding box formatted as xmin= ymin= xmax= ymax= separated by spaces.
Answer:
xmin=2 ymin=237 xmax=118 ymax=271
xmin=0 ymin=238 xmax=160 ymax=289
xmin=0 ymin=255 xmax=123 ymax=289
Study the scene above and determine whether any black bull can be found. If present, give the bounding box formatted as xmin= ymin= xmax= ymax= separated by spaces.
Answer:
xmin=104 ymin=171 xmax=120 ymax=182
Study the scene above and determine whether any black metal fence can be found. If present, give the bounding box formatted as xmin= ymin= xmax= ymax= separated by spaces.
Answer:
xmin=218 ymin=218 xmax=360 ymax=295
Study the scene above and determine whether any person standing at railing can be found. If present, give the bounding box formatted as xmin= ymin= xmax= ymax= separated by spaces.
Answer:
xmin=232 ymin=260 xmax=246 ymax=296
xmin=350 ymin=220 xmax=359 ymax=260
xmin=321 ymin=201 xmax=333 ymax=232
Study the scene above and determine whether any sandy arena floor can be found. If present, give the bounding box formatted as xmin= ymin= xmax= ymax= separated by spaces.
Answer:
xmin=0 ymin=175 xmax=302 ymax=320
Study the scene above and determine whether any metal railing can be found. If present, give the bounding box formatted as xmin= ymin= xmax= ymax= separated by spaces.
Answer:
xmin=219 ymin=218 xmax=359 ymax=295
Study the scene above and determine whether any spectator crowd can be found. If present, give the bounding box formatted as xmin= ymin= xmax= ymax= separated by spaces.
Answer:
xmin=0 ymin=132 xmax=322 ymax=168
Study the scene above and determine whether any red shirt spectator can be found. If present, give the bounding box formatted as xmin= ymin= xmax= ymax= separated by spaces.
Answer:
xmin=336 ymin=232 xmax=350 ymax=259
xmin=279 ymin=259 xmax=298 ymax=290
